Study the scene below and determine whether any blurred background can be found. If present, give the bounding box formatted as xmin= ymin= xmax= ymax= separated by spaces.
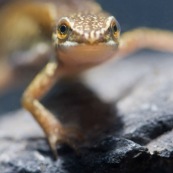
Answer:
xmin=98 ymin=0 xmax=173 ymax=31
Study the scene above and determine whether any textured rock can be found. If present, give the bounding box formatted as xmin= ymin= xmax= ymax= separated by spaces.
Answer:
xmin=0 ymin=52 xmax=173 ymax=173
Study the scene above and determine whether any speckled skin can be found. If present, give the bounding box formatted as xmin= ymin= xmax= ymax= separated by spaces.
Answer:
xmin=53 ymin=12 xmax=120 ymax=44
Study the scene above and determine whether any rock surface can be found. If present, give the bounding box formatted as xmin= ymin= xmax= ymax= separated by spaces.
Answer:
xmin=0 ymin=52 xmax=173 ymax=173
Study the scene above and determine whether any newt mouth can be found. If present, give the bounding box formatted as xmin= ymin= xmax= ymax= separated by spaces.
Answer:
xmin=56 ymin=44 xmax=118 ymax=67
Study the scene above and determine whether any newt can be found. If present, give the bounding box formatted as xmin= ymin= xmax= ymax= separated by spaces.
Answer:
xmin=0 ymin=0 xmax=173 ymax=159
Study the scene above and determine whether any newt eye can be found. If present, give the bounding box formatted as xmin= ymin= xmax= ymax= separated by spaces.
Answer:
xmin=57 ymin=23 xmax=69 ymax=40
xmin=112 ymin=24 xmax=118 ymax=33
xmin=111 ymin=21 xmax=120 ymax=39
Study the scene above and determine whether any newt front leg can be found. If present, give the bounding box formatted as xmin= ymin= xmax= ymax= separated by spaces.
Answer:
xmin=117 ymin=28 xmax=173 ymax=57
xmin=22 ymin=62 xmax=82 ymax=158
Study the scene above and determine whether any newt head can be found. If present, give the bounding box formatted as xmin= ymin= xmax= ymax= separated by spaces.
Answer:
xmin=52 ymin=12 xmax=120 ymax=68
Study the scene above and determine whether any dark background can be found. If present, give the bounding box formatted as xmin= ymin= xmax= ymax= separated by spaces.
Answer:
xmin=98 ymin=0 xmax=173 ymax=32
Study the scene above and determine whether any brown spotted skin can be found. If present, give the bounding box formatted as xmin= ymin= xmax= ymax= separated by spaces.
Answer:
xmin=69 ymin=12 xmax=109 ymax=33
xmin=62 ymin=12 xmax=116 ymax=44
xmin=54 ymin=13 xmax=119 ymax=44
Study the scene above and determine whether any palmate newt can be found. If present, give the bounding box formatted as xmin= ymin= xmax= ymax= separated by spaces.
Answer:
xmin=0 ymin=0 xmax=173 ymax=159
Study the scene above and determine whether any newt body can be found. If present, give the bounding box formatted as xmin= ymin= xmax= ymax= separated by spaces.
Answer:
xmin=1 ymin=0 xmax=173 ymax=159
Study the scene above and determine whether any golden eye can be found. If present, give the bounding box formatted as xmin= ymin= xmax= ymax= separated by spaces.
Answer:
xmin=57 ymin=23 xmax=69 ymax=40
xmin=111 ymin=21 xmax=120 ymax=38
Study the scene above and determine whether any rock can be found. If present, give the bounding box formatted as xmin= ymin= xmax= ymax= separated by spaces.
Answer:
xmin=0 ymin=52 xmax=173 ymax=173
